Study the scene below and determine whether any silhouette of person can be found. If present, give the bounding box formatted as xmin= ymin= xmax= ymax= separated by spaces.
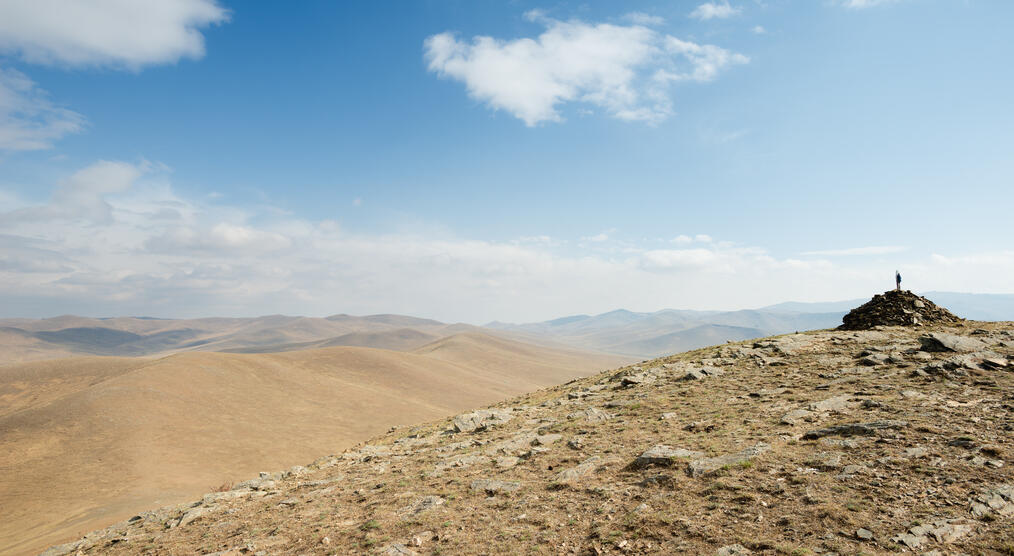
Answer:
xmin=895 ymin=270 xmax=901 ymax=291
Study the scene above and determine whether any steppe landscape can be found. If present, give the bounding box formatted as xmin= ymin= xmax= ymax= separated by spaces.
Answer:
xmin=30 ymin=291 xmax=1014 ymax=555
xmin=0 ymin=322 xmax=629 ymax=555
xmin=2 ymin=1 xmax=1011 ymax=555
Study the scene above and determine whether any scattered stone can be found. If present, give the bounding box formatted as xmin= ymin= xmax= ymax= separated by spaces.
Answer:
xmin=806 ymin=452 xmax=843 ymax=470
xmin=567 ymin=407 xmax=613 ymax=423
xmin=891 ymin=519 xmax=972 ymax=549
xmin=631 ymin=445 xmax=704 ymax=469
xmin=470 ymin=479 xmax=521 ymax=495
xmin=555 ymin=456 xmax=607 ymax=483
xmin=715 ymin=544 xmax=751 ymax=556
xmin=802 ymin=420 xmax=907 ymax=440
xmin=969 ymin=484 xmax=1014 ymax=518
xmin=453 ymin=409 xmax=512 ymax=433
xmin=381 ymin=543 xmax=417 ymax=555
xmin=856 ymin=528 xmax=874 ymax=540
xmin=781 ymin=409 xmax=814 ymax=425
xmin=404 ymin=496 xmax=445 ymax=516
xmin=495 ymin=456 xmax=520 ymax=469
xmin=809 ymin=394 xmax=852 ymax=412
xmin=839 ymin=290 xmax=961 ymax=330
xmin=534 ymin=433 xmax=562 ymax=446
xmin=905 ymin=446 xmax=928 ymax=458
xmin=919 ymin=333 xmax=986 ymax=353
xmin=172 ymin=506 xmax=213 ymax=528
xmin=688 ymin=443 xmax=770 ymax=477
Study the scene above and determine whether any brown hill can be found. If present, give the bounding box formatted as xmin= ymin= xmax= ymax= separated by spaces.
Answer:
xmin=0 ymin=314 xmax=477 ymax=365
xmin=43 ymin=321 xmax=1014 ymax=555
xmin=0 ymin=333 xmax=629 ymax=555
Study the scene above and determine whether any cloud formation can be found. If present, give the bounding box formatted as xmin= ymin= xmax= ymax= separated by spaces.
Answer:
xmin=0 ymin=68 xmax=85 ymax=150
xmin=689 ymin=2 xmax=741 ymax=20
xmin=424 ymin=12 xmax=747 ymax=126
xmin=801 ymin=246 xmax=907 ymax=257
xmin=0 ymin=0 xmax=228 ymax=69
xmin=2 ymin=161 xmax=1010 ymax=322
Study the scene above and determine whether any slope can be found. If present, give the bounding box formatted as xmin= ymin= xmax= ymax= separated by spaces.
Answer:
xmin=48 ymin=321 xmax=1014 ymax=555
xmin=0 ymin=332 xmax=629 ymax=556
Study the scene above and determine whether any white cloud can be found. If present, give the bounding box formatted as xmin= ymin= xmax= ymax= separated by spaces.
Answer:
xmin=0 ymin=67 xmax=85 ymax=150
xmin=2 ymin=160 xmax=1011 ymax=322
xmin=753 ymin=25 xmax=766 ymax=34
xmin=2 ymin=159 xmax=142 ymax=222
xmin=0 ymin=0 xmax=229 ymax=69
xmin=424 ymin=14 xmax=747 ymax=126
xmin=801 ymin=245 xmax=907 ymax=256
xmin=624 ymin=12 xmax=665 ymax=26
xmin=689 ymin=2 xmax=741 ymax=20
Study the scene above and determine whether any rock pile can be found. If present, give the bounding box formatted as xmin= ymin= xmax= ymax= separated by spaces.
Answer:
xmin=839 ymin=290 xmax=961 ymax=330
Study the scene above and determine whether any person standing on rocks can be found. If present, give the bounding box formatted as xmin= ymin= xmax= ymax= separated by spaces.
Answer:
xmin=895 ymin=270 xmax=902 ymax=291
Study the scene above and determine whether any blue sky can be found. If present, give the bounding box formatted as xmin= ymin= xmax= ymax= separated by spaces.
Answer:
xmin=0 ymin=0 xmax=1012 ymax=322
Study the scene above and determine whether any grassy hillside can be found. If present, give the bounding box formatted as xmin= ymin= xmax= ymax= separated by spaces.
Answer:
xmin=0 ymin=333 xmax=628 ymax=555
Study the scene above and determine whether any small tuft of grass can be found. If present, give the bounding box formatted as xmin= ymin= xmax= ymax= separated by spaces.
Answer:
xmin=360 ymin=519 xmax=380 ymax=531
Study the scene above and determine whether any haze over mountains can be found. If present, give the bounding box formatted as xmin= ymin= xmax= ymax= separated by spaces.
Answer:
xmin=490 ymin=291 xmax=1014 ymax=358
xmin=3 ymin=292 xmax=1011 ymax=365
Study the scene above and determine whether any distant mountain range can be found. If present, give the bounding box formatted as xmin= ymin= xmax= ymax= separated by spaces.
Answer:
xmin=489 ymin=291 xmax=1014 ymax=358
xmin=2 ymin=291 xmax=1010 ymax=364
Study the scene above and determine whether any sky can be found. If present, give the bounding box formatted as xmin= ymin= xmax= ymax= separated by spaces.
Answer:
xmin=0 ymin=0 xmax=1012 ymax=323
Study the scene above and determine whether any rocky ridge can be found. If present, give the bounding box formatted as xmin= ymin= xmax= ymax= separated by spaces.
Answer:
xmin=41 ymin=320 xmax=1014 ymax=555
xmin=839 ymin=290 xmax=962 ymax=330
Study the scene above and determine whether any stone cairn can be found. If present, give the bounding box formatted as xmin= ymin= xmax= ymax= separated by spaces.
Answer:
xmin=838 ymin=290 xmax=962 ymax=330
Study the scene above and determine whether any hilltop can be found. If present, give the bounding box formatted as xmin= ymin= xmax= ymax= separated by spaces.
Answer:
xmin=42 ymin=318 xmax=1013 ymax=555
xmin=0 ymin=332 xmax=628 ymax=555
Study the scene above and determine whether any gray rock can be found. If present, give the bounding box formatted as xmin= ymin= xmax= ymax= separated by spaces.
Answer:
xmin=632 ymin=445 xmax=704 ymax=468
xmin=470 ymin=479 xmax=522 ymax=494
xmin=404 ymin=495 xmax=445 ymax=516
xmin=809 ymin=394 xmax=852 ymax=412
xmin=781 ymin=409 xmax=815 ymax=425
xmin=891 ymin=518 xmax=972 ymax=548
xmin=802 ymin=420 xmax=907 ymax=440
xmin=856 ymin=528 xmax=874 ymax=540
xmin=807 ymin=452 xmax=843 ymax=470
xmin=688 ymin=443 xmax=770 ymax=477
xmin=555 ymin=456 xmax=606 ymax=483
xmin=567 ymin=406 xmax=613 ymax=423
xmin=453 ymin=409 xmax=512 ymax=433
xmin=715 ymin=544 xmax=751 ymax=555
xmin=495 ymin=456 xmax=520 ymax=468
xmin=172 ymin=505 xmax=213 ymax=528
xmin=919 ymin=333 xmax=986 ymax=353
xmin=381 ymin=543 xmax=418 ymax=555
xmin=534 ymin=433 xmax=562 ymax=446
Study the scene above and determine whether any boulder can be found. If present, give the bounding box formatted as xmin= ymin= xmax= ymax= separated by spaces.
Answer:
xmin=687 ymin=443 xmax=770 ymax=477
xmin=632 ymin=445 xmax=704 ymax=468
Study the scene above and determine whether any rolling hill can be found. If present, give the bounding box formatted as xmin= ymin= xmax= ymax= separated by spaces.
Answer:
xmin=0 ymin=332 xmax=629 ymax=555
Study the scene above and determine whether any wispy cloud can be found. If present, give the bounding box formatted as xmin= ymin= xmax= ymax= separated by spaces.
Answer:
xmin=624 ymin=12 xmax=665 ymax=26
xmin=424 ymin=12 xmax=747 ymax=126
xmin=0 ymin=67 xmax=85 ymax=151
xmin=801 ymin=245 xmax=907 ymax=256
xmin=837 ymin=0 xmax=901 ymax=8
xmin=689 ymin=2 xmax=741 ymax=20
xmin=0 ymin=0 xmax=229 ymax=69
xmin=2 ymin=161 xmax=1009 ymax=321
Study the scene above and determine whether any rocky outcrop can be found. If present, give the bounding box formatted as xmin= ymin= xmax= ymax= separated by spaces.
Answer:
xmin=839 ymin=290 xmax=961 ymax=330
